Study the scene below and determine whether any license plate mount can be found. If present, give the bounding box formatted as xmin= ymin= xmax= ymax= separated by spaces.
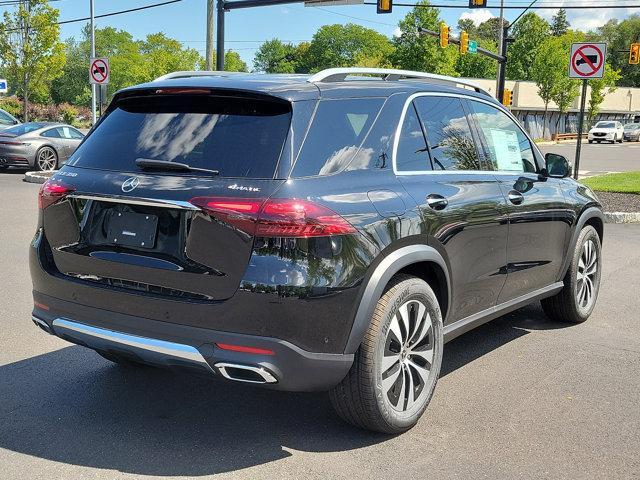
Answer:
xmin=107 ymin=211 xmax=158 ymax=249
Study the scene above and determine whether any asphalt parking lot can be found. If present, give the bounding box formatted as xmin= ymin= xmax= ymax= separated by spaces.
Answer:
xmin=1 ymin=171 xmax=639 ymax=479
xmin=539 ymin=141 xmax=640 ymax=175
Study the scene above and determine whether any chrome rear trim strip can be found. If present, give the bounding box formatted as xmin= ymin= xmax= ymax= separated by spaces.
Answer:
xmin=52 ymin=318 xmax=214 ymax=372
xmin=68 ymin=193 xmax=200 ymax=211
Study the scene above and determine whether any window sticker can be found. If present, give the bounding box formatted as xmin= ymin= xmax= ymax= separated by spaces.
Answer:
xmin=489 ymin=128 xmax=523 ymax=171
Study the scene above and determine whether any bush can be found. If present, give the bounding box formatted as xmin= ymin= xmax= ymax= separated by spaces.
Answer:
xmin=60 ymin=103 xmax=78 ymax=125
xmin=0 ymin=97 xmax=23 ymax=119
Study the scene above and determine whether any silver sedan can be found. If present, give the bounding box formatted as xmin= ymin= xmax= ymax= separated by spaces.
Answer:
xmin=0 ymin=122 xmax=85 ymax=171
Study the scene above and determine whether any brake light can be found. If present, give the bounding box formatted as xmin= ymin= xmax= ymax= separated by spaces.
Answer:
xmin=215 ymin=343 xmax=275 ymax=355
xmin=38 ymin=180 xmax=75 ymax=210
xmin=189 ymin=197 xmax=356 ymax=238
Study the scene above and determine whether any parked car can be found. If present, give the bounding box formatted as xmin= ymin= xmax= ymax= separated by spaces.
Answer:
xmin=0 ymin=108 xmax=20 ymax=130
xmin=30 ymin=68 xmax=604 ymax=433
xmin=623 ymin=122 xmax=640 ymax=142
xmin=588 ymin=120 xmax=624 ymax=144
xmin=0 ymin=122 xmax=84 ymax=171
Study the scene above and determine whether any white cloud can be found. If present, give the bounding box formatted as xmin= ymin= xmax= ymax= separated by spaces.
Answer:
xmin=459 ymin=9 xmax=494 ymax=27
xmin=393 ymin=26 xmax=402 ymax=38
xmin=540 ymin=1 xmax=640 ymax=32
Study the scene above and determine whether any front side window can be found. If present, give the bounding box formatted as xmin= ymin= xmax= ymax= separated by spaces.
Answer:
xmin=468 ymin=100 xmax=536 ymax=173
xmin=413 ymin=96 xmax=481 ymax=171
xmin=293 ymin=98 xmax=384 ymax=177
xmin=395 ymin=102 xmax=430 ymax=172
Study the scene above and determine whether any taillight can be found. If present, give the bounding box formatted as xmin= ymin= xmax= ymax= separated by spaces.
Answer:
xmin=189 ymin=197 xmax=356 ymax=238
xmin=38 ymin=180 xmax=75 ymax=210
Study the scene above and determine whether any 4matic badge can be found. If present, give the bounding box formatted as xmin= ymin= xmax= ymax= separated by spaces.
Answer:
xmin=228 ymin=183 xmax=260 ymax=192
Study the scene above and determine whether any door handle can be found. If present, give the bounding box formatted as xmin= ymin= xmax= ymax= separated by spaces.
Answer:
xmin=426 ymin=194 xmax=448 ymax=211
xmin=507 ymin=190 xmax=524 ymax=205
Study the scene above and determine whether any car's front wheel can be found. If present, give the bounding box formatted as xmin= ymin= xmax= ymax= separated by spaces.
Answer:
xmin=330 ymin=274 xmax=443 ymax=434
xmin=541 ymin=225 xmax=602 ymax=323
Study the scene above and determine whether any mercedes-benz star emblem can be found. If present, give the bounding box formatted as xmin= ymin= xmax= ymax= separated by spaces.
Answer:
xmin=121 ymin=176 xmax=140 ymax=193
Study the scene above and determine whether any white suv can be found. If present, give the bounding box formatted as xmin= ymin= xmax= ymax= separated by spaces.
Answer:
xmin=588 ymin=121 xmax=624 ymax=144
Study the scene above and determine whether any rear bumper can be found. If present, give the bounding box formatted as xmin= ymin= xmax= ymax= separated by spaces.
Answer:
xmin=32 ymin=295 xmax=353 ymax=391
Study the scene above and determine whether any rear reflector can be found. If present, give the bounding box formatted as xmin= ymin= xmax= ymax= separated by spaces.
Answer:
xmin=38 ymin=180 xmax=75 ymax=210
xmin=189 ymin=197 xmax=356 ymax=238
xmin=215 ymin=343 xmax=275 ymax=355
xmin=34 ymin=301 xmax=49 ymax=311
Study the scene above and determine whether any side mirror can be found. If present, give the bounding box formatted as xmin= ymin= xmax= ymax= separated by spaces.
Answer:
xmin=544 ymin=153 xmax=572 ymax=179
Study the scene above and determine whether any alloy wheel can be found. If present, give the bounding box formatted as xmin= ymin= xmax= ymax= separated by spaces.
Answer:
xmin=37 ymin=147 xmax=57 ymax=171
xmin=576 ymin=239 xmax=598 ymax=310
xmin=381 ymin=299 xmax=436 ymax=412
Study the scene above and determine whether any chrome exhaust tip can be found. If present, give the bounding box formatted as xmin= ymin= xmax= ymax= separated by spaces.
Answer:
xmin=32 ymin=316 xmax=52 ymax=334
xmin=214 ymin=362 xmax=277 ymax=384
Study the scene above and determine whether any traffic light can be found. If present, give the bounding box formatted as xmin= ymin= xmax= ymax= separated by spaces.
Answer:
xmin=460 ymin=31 xmax=469 ymax=55
xmin=439 ymin=23 xmax=450 ymax=48
xmin=377 ymin=0 xmax=392 ymax=14
xmin=469 ymin=0 xmax=487 ymax=7
xmin=502 ymin=89 xmax=513 ymax=107
xmin=630 ymin=43 xmax=640 ymax=65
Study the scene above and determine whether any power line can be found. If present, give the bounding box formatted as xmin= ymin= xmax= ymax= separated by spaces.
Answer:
xmin=362 ymin=1 xmax=640 ymax=8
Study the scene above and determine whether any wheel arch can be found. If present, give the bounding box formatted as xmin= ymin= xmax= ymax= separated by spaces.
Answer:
xmin=559 ymin=206 xmax=605 ymax=280
xmin=34 ymin=144 xmax=59 ymax=168
xmin=344 ymin=244 xmax=450 ymax=354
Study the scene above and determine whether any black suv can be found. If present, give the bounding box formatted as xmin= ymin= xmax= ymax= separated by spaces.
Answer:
xmin=30 ymin=68 xmax=604 ymax=434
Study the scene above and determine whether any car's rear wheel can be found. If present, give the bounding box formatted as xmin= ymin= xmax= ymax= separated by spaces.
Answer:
xmin=35 ymin=146 xmax=58 ymax=171
xmin=541 ymin=225 xmax=601 ymax=323
xmin=330 ymin=274 xmax=443 ymax=434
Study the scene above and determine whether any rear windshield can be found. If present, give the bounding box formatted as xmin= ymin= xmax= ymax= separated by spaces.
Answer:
xmin=2 ymin=123 xmax=48 ymax=135
xmin=66 ymin=94 xmax=292 ymax=178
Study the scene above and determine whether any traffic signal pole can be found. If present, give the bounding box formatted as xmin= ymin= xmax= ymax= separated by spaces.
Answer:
xmin=496 ymin=24 xmax=509 ymax=102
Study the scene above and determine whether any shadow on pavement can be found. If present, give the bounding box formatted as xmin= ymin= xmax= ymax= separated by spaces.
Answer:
xmin=0 ymin=304 xmax=568 ymax=476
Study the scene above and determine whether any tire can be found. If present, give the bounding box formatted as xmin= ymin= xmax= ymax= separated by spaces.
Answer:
xmin=329 ymin=274 xmax=443 ymax=434
xmin=541 ymin=225 xmax=602 ymax=323
xmin=96 ymin=350 xmax=150 ymax=368
xmin=35 ymin=146 xmax=58 ymax=171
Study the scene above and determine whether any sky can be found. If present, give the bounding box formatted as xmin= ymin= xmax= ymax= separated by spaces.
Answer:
xmin=2 ymin=0 xmax=640 ymax=69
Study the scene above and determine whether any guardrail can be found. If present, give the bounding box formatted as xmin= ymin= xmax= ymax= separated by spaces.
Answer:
xmin=551 ymin=133 xmax=589 ymax=141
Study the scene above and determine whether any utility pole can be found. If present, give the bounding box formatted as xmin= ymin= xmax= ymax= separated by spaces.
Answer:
xmin=216 ymin=0 xmax=225 ymax=70
xmin=206 ymin=0 xmax=214 ymax=70
xmin=496 ymin=0 xmax=504 ymax=94
xmin=90 ymin=0 xmax=96 ymax=124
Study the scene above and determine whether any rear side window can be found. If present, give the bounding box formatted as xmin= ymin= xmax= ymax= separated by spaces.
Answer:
xmin=293 ymin=98 xmax=384 ymax=177
xmin=67 ymin=94 xmax=292 ymax=178
xmin=396 ymin=102 xmax=430 ymax=172
xmin=413 ymin=96 xmax=481 ymax=171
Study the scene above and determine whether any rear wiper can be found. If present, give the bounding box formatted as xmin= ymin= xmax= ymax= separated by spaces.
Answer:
xmin=135 ymin=158 xmax=219 ymax=175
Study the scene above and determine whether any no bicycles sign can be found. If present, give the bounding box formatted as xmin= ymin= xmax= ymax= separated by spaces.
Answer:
xmin=569 ymin=43 xmax=606 ymax=79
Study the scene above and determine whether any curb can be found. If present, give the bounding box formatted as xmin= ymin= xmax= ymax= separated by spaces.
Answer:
xmin=23 ymin=171 xmax=55 ymax=185
xmin=604 ymin=212 xmax=640 ymax=224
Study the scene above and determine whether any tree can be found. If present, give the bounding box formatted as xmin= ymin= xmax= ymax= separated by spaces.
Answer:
xmin=253 ymin=39 xmax=299 ymax=73
xmin=139 ymin=33 xmax=201 ymax=79
xmin=476 ymin=17 xmax=509 ymax=43
xmin=506 ymin=13 xmax=550 ymax=81
xmin=532 ymin=36 xmax=565 ymax=138
xmin=390 ymin=1 xmax=457 ymax=76
xmin=0 ymin=0 xmax=66 ymax=121
xmin=456 ymin=38 xmax=497 ymax=79
xmin=457 ymin=18 xmax=478 ymax=39
xmin=551 ymin=9 xmax=570 ymax=36
xmin=548 ymin=32 xmax=584 ymax=133
xmin=302 ymin=23 xmax=393 ymax=72
xmin=224 ymin=50 xmax=247 ymax=72
xmin=588 ymin=67 xmax=621 ymax=124
xmin=604 ymin=15 xmax=640 ymax=87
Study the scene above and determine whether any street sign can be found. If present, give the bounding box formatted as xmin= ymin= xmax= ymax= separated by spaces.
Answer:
xmin=569 ymin=43 xmax=606 ymax=79
xmin=0 ymin=79 xmax=7 ymax=94
xmin=89 ymin=57 xmax=110 ymax=85
xmin=468 ymin=40 xmax=478 ymax=54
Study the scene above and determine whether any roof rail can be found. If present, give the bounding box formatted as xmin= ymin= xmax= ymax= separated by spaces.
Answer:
xmin=307 ymin=67 xmax=490 ymax=96
xmin=153 ymin=70 xmax=244 ymax=82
